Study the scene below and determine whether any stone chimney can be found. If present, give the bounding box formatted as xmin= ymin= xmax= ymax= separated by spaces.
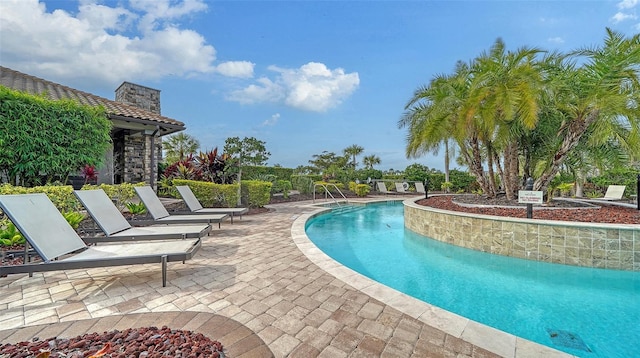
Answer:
xmin=115 ymin=82 xmax=161 ymax=114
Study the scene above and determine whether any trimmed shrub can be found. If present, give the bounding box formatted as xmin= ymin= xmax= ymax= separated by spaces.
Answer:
xmin=354 ymin=184 xmax=370 ymax=197
xmin=241 ymin=180 xmax=272 ymax=208
xmin=0 ymin=183 xmax=150 ymax=213
xmin=0 ymin=183 xmax=79 ymax=212
xmin=348 ymin=181 xmax=357 ymax=192
xmin=173 ymin=179 xmax=239 ymax=208
xmin=82 ymin=182 xmax=145 ymax=211
xmin=272 ymin=180 xmax=292 ymax=198
xmin=291 ymin=175 xmax=320 ymax=194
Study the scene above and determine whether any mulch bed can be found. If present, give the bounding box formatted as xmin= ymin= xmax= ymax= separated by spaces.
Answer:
xmin=418 ymin=195 xmax=640 ymax=224
xmin=0 ymin=326 xmax=225 ymax=358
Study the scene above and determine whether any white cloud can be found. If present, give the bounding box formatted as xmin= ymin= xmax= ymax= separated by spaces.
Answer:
xmin=547 ymin=37 xmax=565 ymax=44
xmin=228 ymin=62 xmax=360 ymax=112
xmin=129 ymin=0 xmax=208 ymax=33
xmin=0 ymin=0 xmax=246 ymax=88
xmin=227 ymin=77 xmax=285 ymax=104
xmin=611 ymin=11 xmax=637 ymax=23
xmin=617 ymin=0 xmax=639 ymax=10
xmin=216 ymin=61 xmax=255 ymax=78
xmin=263 ymin=113 xmax=280 ymax=126
xmin=77 ymin=2 xmax=136 ymax=32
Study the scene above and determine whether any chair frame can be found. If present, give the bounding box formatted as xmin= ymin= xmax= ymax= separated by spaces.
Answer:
xmin=74 ymin=189 xmax=211 ymax=243
xmin=0 ymin=193 xmax=201 ymax=287
xmin=175 ymin=185 xmax=248 ymax=223
xmin=134 ymin=186 xmax=228 ymax=228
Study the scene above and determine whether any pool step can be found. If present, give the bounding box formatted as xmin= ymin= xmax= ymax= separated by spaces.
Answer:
xmin=331 ymin=205 xmax=363 ymax=215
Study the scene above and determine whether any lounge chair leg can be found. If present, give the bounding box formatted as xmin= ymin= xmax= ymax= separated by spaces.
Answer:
xmin=161 ymin=255 xmax=167 ymax=287
xmin=24 ymin=242 xmax=33 ymax=278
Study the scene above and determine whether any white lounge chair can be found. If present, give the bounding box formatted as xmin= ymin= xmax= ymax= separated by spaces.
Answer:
xmin=135 ymin=186 xmax=228 ymax=228
xmin=376 ymin=182 xmax=398 ymax=194
xmin=0 ymin=193 xmax=201 ymax=287
xmin=601 ymin=185 xmax=626 ymax=200
xmin=75 ymin=189 xmax=211 ymax=243
xmin=415 ymin=182 xmax=426 ymax=194
xmin=395 ymin=182 xmax=411 ymax=194
xmin=175 ymin=185 xmax=248 ymax=223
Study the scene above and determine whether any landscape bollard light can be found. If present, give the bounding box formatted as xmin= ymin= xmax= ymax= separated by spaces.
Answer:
xmin=525 ymin=177 xmax=534 ymax=219
xmin=424 ymin=177 xmax=429 ymax=199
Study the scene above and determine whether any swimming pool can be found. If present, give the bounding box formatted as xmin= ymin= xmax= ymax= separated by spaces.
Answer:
xmin=305 ymin=201 xmax=640 ymax=357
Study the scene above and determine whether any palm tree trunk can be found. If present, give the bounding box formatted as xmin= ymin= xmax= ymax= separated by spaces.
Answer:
xmin=466 ymin=136 xmax=491 ymax=196
xmin=575 ymin=170 xmax=584 ymax=197
xmin=486 ymin=143 xmax=497 ymax=198
xmin=494 ymin=151 xmax=506 ymax=193
xmin=444 ymin=140 xmax=450 ymax=192
xmin=503 ymin=140 xmax=520 ymax=200
xmin=534 ymin=113 xmax=597 ymax=191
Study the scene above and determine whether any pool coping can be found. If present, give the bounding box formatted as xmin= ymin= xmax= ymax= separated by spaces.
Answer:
xmin=292 ymin=197 xmax=574 ymax=358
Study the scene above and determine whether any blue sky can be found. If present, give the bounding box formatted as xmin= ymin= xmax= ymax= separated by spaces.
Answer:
xmin=1 ymin=0 xmax=639 ymax=171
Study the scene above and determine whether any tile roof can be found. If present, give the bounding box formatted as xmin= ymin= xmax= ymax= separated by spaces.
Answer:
xmin=0 ymin=66 xmax=185 ymax=130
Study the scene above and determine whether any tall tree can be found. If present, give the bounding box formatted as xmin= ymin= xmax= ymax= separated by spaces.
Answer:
xmin=162 ymin=133 xmax=200 ymax=164
xmin=308 ymin=151 xmax=349 ymax=174
xmin=399 ymin=61 xmax=472 ymax=194
xmin=363 ymin=155 xmax=381 ymax=169
xmin=533 ymin=29 xmax=640 ymax=191
xmin=223 ymin=137 xmax=270 ymax=205
xmin=466 ymin=39 xmax=544 ymax=199
xmin=343 ymin=144 xmax=364 ymax=169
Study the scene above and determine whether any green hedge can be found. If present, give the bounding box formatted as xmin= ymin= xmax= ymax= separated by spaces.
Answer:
xmin=0 ymin=183 xmax=78 ymax=212
xmin=271 ymin=180 xmax=292 ymax=198
xmin=173 ymin=179 xmax=239 ymax=208
xmin=291 ymin=175 xmax=322 ymax=194
xmin=0 ymin=86 xmax=112 ymax=186
xmin=241 ymin=180 xmax=272 ymax=208
xmin=82 ymin=182 xmax=145 ymax=211
xmin=0 ymin=182 xmax=145 ymax=213
xmin=589 ymin=168 xmax=639 ymax=196
xmin=243 ymin=166 xmax=294 ymax=181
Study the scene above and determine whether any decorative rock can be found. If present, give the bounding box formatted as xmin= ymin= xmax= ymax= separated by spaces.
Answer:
xmin=0 ymin=327 xmax=225 ymax=358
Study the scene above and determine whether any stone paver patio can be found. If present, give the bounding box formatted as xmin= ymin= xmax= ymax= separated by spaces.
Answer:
xmin=0 ymin=198 xmax=572 ymax=357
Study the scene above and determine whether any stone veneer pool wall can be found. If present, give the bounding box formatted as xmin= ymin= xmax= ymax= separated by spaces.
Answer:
xmin=403 ymin=198 xmax=640 ymax=271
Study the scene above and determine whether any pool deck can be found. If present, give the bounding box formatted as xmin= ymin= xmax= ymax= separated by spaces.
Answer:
xmin=0 ymin=197 xmax=573 ymax=357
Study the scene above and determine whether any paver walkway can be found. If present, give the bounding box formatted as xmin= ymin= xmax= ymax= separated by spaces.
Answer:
xmin=0 ymin=199 xmax=571 ymax=357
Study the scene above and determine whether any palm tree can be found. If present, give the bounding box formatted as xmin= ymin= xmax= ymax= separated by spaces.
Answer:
xmin=534 ymin=29 xmax=640 ymax=191
xmin=162 ymin=133 xmax=200 ymax=164
xmin=343 ymin=144 xmax=364 ymax=169
xmin=401 ymin=42 xmax=544 ymax=199
xmin=466 ymin=39 xmax=544 ymax=199
xmin=363 ymin=155 xmax=381 ymax=169
xmin=399 ymin=61 xmax=472 ymax=194
xmin=400 ymin=29 xmax=640 ymax=198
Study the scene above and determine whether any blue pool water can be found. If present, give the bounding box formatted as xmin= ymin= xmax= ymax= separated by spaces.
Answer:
xmin=305 ymin=202 xmax=640 ymax=357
